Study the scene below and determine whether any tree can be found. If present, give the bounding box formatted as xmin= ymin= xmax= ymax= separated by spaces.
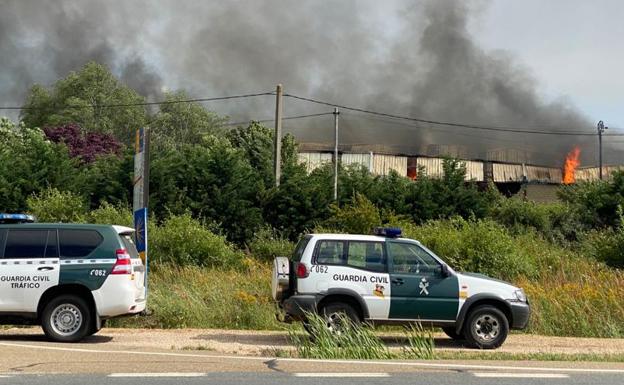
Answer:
xmin=21 ymin=62 xmax=147 ymax=143
xmin=150 ymin=91 xmax=226 ymax=147
xmin=149 ymin=138 xmax=264 ymax=244
xmin=0 ymin=122 xmax=77 ymax=212
xmin=43 ymin=124 xmax=121 ymax=163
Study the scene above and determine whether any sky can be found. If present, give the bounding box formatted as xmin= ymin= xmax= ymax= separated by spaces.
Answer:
xmin=471 ymin=0 xmax=624 ymax=129
xmin=1 ymin=0 xmax=622 ymax=166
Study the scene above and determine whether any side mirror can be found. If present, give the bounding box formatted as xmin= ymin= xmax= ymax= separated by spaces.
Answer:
xmin=441 ymin=264 xmax=451 ymax=277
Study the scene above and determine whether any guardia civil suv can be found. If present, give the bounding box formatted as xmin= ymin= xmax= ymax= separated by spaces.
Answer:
xmin=0 ymin=217 xmax=146 ymax=342
xmin=272 ymin=228 xmax=530 ymax=349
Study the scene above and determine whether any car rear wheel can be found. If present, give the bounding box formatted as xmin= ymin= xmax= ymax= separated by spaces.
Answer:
xmin=41 ymin=295 xmax=92 ymax=343
xmin=320 ymin=302 xmax=360 ymax=334
xmin=442 ymin=326 xmax=464 ymax=340
xmin=463 ymin=305 xmax=509 ymax=349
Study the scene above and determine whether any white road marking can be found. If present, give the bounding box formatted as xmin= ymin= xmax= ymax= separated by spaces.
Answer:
xmin=473 ymin=372 xmax=570 ymax=378
xmin=294 ymin=373 xmax=390 ymax=378
xmin=1 ymin=342 xmax=623 ymax=374
xmin=109 ymin=373 xmax=206 ymax=377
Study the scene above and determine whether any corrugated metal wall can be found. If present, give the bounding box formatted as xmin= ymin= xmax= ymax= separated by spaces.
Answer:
xmin=525 ymin=166 xmax=562 ymax=184
xmin=415 ymin=158 xmax=484 ymax=181
xmin=372 ymin=154 xmax=407 ymax=176
xmin=492 ymin=163 xmax=525 ymax=182
xmin=298 ymin=152 xmax=333 ymax=173
xmin=576 ymin=166 xmax=624 ymax=182
xmin=341 ymin=153 xmax=372 ymax=171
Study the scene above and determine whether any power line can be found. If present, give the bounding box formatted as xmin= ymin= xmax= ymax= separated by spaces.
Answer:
xmin=224 ymin=112 xmax=334 ymax=127
xmin=284 ymin=93 xmax=624 ymax=137
xmin=0 ymin=91 xmax=276 ymax=111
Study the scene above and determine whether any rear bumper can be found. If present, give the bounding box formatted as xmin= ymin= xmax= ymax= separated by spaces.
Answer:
xmin=281 ymin=295 xmax=317 ymax=320
xmin=509 ymin=300 xmax=530 ymax=329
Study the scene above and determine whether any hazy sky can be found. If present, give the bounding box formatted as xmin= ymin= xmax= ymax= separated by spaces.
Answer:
xmin=471 ymin=0 xmax=624 ymax=129
xmin=1 ymin=0 xmax=622 ymax=164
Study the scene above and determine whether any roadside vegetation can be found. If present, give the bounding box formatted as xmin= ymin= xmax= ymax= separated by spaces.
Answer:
xmin=2 ymin=62 xmax=624 ymax=339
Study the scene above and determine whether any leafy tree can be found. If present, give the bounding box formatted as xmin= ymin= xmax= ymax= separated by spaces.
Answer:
xmin=149 ymin=138 xmax=264 ymax=244
xmin=227 ymin=122 xmax=299 ymax=188
xmin=0 ymin=123 xmax=77 ymax=212
xmin=150 ymin=91 xmax=226 ymax=147
xmin=21 ymin=62 xmax=147 ymax=143
xmin=73 ymin=153 xmax=133 ymax=209
xmin=43 ymin=123 xmax=121 ymax=163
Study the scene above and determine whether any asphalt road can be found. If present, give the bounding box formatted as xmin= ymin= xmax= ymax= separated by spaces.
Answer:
xmin=0 ymin=372 xmax=622 ymax=385
xmin=1 ymin=339 xmax=624 ymax=385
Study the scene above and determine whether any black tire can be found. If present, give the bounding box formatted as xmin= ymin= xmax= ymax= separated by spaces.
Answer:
xmin=320 ymin=302 xmax=360 ymax=333
xmin=41 ymin=295 xmax=92 ymax=343
xmin=463 ymin=305 xmax=509 ymax=349
xmin=442 ymin=326 xmax=464 ymax=340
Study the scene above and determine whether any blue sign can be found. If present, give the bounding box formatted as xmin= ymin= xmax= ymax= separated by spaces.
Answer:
xmin=134 ymin=208 xmax=148 ymax=254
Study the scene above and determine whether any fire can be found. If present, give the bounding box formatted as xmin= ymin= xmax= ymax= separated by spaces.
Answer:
xmin=563 ymin=146 xmax=581 ymax=184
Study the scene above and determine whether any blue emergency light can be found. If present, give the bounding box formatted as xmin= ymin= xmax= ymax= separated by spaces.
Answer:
xmin=0 ymin=213 xmax=36 ymax=224
xmin=373 ymin=227 xmax=402 ymax=238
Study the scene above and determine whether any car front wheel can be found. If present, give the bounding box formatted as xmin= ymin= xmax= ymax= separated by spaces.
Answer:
xmin=41 ymin=295 xmax=91 ymax=343
xmin=463 ymin=305 xmax=509 ymax=349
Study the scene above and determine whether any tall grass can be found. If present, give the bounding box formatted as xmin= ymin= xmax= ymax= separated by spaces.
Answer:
xmin=110 ymin=262 xmax=280 ymax=330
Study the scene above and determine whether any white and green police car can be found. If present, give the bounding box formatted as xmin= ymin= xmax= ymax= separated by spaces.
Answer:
xmin=0 ymin=215 xmax=146 ymax=342
xmin=272 ymin=228 xmax=529 ymax=349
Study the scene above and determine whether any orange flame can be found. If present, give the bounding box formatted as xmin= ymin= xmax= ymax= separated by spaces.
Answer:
xmin=563 ymin=146 xmax=581 ymax=184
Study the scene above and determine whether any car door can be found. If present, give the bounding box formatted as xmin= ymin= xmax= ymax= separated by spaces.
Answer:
xmin=0 ymin=228 xmax=60 ymax=313
xmin=387 ymin=241 xmax=458 ymax=321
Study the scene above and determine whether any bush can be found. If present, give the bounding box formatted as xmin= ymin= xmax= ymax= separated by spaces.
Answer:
xmin=26 ymin=188 xmax=86 ymax=222
xmin=87 ymin=202 xmax=133 ymax=227
xmin=248 ymin=227 xmax=295 ymax=262
xmin=323 ymin=193 xmax=382 ymax=234
xmin=489 ymin=199 xmax=582 ymax=243
xmin=399 ymin=217 xmax=537 ymax=280
xmin=579 ymin=229 xmax=624 ymax=269
xmin=149 ymin=213 xmax=244 ymax=268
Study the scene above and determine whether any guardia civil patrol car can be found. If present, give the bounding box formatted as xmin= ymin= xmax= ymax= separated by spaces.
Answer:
xmin=0 ymin=215 xmax=146 ymax=342
xmin=272 ymin=228 xmax=530 ymax=349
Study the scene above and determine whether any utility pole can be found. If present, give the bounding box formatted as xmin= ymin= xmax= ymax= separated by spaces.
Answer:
xmin=274 ymin=84 xmax=283 ymax=187
xmin=333 ymin=107 xmax=340 ymax=200
xmin=598 ymin=120 xmax=608 ymax=180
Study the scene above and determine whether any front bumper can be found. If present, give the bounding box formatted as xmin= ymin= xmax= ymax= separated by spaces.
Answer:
xmin=281 ymin=295 xmax=317 ymax=321
xmin=508 ymin=300 xmax=530 ymax=329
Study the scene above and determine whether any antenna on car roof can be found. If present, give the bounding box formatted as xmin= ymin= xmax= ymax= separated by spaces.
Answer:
xmin=0 ymin=213 xmax=37 ymax=224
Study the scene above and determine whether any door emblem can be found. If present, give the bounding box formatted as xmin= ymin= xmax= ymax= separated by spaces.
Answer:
xmin=373 ymin=284 xmax=385 ymax=298
xmin=419 ymin=277 xmax=429 ymax=295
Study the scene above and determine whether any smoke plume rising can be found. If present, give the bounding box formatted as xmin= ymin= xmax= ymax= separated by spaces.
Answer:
xmin=0 ymin=0 xmax=617 ymax=166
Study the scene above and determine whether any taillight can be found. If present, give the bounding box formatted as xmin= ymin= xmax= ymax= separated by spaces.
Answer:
xmin=111 ymin=249 xmax=132 ymax=275
xmin=295 ymin=262 xmax=309 ymax=278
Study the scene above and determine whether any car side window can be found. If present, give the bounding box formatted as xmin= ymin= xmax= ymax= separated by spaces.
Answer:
xmin=0 ymin=229 xmax=6 ymax=258
xmin=347 ymin=241 xmax=386 ymax=272
xmin=388 ymin=242 xmax=441 ymax=275
xmin=59 ymin=230 xmax=103 ymax=259
xmin=4 ymin=229 xmax=49 ymax=259
xmin=315 ymin=240 xmax=345 ymax=265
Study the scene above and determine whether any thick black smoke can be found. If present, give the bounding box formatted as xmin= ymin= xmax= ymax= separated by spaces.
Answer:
xmin=0 ymin=0 xmax=616 ymax=166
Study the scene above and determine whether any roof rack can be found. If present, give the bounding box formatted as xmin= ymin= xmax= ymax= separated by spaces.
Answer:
xmin=0 ymin=213 xmax=36 ymax=224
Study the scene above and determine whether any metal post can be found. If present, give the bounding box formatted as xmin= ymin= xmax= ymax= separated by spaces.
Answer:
xmin=143 ymin=127 xmax=150 ymax=312
xmin=598 ymin=120 xmax=608 ymax=180
xmin=333 ymin=108 xmax=339 ymax=200
xmin=273 ymin=84 xmax=283 ymax=187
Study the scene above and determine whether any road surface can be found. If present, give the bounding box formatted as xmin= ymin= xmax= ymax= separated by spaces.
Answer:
xmin=1 ymin=328 xmax=623 ymax=384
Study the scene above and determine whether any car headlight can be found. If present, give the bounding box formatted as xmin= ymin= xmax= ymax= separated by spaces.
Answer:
xmin=513 ymin=289 xmax=527 ymax=302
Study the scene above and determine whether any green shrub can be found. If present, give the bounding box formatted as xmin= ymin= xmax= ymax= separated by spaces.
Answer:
xmin=579 ymin=229 xmax=624 ymax=269
xmin=399 ymin=217 xmax=537 ymax=280
xmin=248 ymin=227 xmax=295 ymax=262
xmin=87 ymin=202 xmax=133 ymax=227
xmin=149 ymin=213 xmax=244 ymax=268
xmin=26 ymin=187 xmax=86 ymax=222
xmin=323 ymin=193 xmax=381 ymax=234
